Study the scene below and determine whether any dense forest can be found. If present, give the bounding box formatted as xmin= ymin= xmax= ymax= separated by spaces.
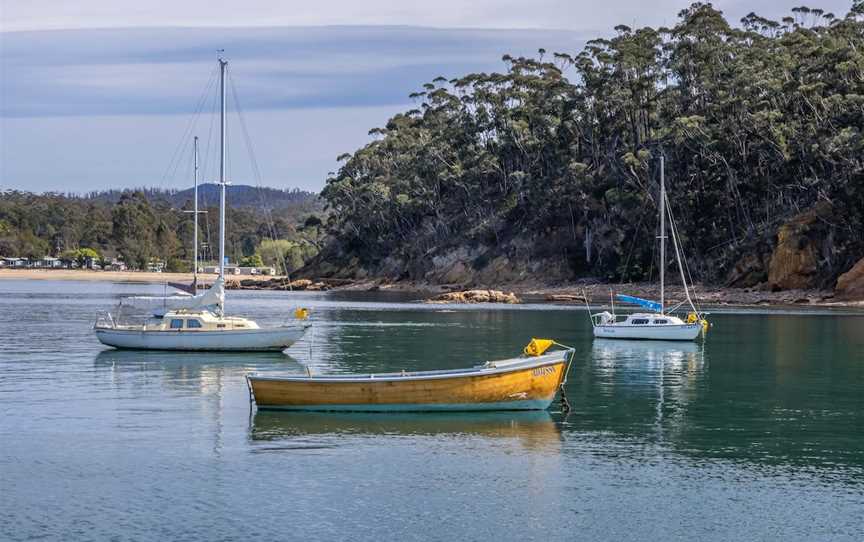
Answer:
xmin=316 ymin=2 xmax=864 ymax=291
xmin=0 ymin=186 xmax=324 ymax=272
xmin=84 ymin=184 xmax=314 ymax=210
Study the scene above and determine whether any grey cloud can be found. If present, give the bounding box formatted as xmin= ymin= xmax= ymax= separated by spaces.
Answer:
xmin=1 ymin=26 xmax=587 ymax=117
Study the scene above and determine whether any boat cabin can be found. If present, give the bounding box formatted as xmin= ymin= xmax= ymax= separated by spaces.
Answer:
xmin=591 ymin=311 xmax=687 ymax=327
xmin=99 ymin=309 xmax=262 ymax=332
xmin=154 ymin=310 xmax=261 ymax=331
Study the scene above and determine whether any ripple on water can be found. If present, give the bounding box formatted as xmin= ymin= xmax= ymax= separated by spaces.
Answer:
xmin=1 ymin=280 xmax=863 ymax=541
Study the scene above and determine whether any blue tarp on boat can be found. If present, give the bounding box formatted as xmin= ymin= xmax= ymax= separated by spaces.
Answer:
xmin=616 ymin=294 xmax=662 ymax=312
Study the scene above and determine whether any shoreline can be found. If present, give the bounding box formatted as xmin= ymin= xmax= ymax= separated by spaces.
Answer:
xmin=2 ymin=268 xmax=861 ymax=308
xmin=342 ymin=279 xmax=863 ymax=308
xmin=0 ymin=268 xmax=273 ymax=284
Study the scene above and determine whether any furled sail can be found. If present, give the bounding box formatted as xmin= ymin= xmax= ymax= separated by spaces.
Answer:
xmin=120 ymin=277 xmax=225 ymax=316
xmin=616 ymin=294 xmax=662 ymax=312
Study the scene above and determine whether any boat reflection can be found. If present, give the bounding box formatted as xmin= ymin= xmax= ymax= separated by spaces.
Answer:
xmin=94 ymin=348 xmax=298 ymax=369
xmin=250 ymin=410 xmax=562 ymax=451
xmin=569 ymin=339 xmax=709 ymax=447
xmin=93 ymin=349 xmax=302 ymax=398
xmin=592 ymin=339 xmax=702 ymax=368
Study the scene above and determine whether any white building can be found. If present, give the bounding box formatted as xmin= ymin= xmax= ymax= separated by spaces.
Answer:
xmin=0 ymin=257 xmax=26 ymax=268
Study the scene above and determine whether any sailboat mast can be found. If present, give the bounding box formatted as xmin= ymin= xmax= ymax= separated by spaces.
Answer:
xmin=659 ymin=154 xmax=665 ymax=315
xmin=193 ymin=136 xmax=199 ymax=293
xmin=218 ymin=56 xmax=227 ymax=283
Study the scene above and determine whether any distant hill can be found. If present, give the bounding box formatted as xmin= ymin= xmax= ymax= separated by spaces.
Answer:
xmin=83 ymin=184 xmax=321 ymax=211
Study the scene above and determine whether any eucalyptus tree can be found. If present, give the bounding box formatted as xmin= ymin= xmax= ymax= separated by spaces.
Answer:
xmin=321 ymin=2 xmax=864 ymax=286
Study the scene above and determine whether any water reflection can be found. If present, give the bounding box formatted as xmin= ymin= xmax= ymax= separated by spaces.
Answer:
xmin=93 ymin=349 xmax=302 ymax=395
xmin=583 ymin=339 xmax=707 ymax=442
xmin=250 ymin=410 xmax=562 ymax=453
xmin=93 ymin=349 xmax=296 ymax=367
xmin=592 ymin=339 xmax=703 ymax=368
xmin=577 ymin=337 xmax=864 ymax=472
xmin=93 ymin=347 xmax=308 ymax=373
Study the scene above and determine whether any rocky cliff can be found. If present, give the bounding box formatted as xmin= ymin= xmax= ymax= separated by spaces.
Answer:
xmin=303 ymin=201 xmax=864 ymax=301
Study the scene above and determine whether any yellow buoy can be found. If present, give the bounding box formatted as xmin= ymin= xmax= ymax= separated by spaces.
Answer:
xmin=524 ymin=338 xmax=554 ymax=357
xmin=294 ymin=307 xmax=310 ymax=320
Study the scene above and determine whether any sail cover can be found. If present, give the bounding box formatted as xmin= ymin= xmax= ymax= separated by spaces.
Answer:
xmin=120 ymin=277 xmax=225 ymax=315
xmin=616 ymin=294 xmax=662 ymax=312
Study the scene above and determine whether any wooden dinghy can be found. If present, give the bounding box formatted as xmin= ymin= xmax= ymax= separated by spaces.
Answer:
xmin=246 ymin=339 xmax=574 ymax=412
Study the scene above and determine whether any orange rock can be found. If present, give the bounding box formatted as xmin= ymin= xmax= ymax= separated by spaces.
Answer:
xmin=767 ymin=203 xmax=831 ymax=290
xmin=835 ymin=258 xmax=864 ymax=300
xmin=426 ymin=289 xmax=521 ymax=304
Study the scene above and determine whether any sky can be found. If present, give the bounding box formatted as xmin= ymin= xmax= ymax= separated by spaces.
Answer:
xmin=0 ymin=1 xmax=853 ymax=194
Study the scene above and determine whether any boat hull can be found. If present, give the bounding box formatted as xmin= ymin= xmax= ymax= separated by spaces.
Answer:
xmin=94 ymin=325 xmax=308 ymax=351
xmin=593 ymin=323 xmax=702 ymax=341
xmin=248 ymin=352 xmax=569 ymax=412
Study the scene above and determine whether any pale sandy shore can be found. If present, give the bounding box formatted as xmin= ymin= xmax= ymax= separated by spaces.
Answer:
xmin=0 ymin=269 xmax=274 ymax=283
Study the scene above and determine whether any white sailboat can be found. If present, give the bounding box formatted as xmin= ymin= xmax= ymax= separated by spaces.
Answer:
xmin=591 ymin=156 xmax=708 ymax=341
xmin=95 ymin=56 xmax=310 ymax=351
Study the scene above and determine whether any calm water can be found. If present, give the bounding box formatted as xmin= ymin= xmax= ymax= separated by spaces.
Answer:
xmin=1 ymin=279 xmax=863 ymax=541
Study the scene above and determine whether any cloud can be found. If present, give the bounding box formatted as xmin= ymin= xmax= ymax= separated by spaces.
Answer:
xmin=0 ymin=1 xmax=695 ymax=32
xmin=0 ymin=106 xmax=410 ymax=193
xmin=2 ymin=1 xmax=852 ymax=32
xmin=1 ymin=1 xmax=854 ymax=193
xmin=1 ymin=26 xmax=587 ymax=117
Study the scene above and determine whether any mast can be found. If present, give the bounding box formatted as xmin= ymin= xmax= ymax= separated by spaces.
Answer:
xmin=192 ymin=136 xmax=199 ymax=293
xmin=218 ymin=55 xmax=227 ymax=288
xmin=659 ymin=154 xmax=666 ymax=315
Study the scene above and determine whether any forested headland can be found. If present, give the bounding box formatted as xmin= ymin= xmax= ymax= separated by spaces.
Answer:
xmin=312 ymin=2 xmax=864 ymax=296
xmin=0 ymin=186 xmax=324 ymax=272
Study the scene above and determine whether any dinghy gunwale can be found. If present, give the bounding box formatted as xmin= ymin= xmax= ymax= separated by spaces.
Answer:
xmin=248 ymin=350 xmax=567 ymax=384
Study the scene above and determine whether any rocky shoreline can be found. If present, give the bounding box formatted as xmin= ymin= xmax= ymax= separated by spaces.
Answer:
xmin=1 ymin=269 xmax=858 ymax=307
xmin=221 ymin=275 xmax=863 ymax=308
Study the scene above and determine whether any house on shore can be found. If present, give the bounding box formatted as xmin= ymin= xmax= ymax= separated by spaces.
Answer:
xmin=0 ymin=257 xmax=27 ymax=268
xmin=35 ymin=257 xmax=64 ymax=269
xmin=201 ymin=265 xmax=274 ymax=275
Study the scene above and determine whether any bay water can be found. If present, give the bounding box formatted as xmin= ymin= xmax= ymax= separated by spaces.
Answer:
xmin=1 ymin=280 xmax=862 ymax=541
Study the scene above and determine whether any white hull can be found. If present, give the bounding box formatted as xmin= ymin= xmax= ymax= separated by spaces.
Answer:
xmin=95 ymin=325 xmax=308 ymax=351
xmin=593 ymin=323 xmax=701 ymax=341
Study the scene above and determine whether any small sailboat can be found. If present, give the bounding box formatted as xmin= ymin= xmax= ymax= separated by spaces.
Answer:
xmin=247 ymin=339 xmax=574 ymax=412
xmin=95 ymin=56 xmax=309 ymax=351
xmin=591 ymin=156 xmax=708 ymax=341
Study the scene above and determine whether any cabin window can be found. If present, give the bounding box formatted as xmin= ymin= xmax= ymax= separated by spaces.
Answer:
xmin=187 ymin=319 xmax=202 ymax=329
xmin=631 ymin=319 xmax=649 ymax=325
xmin=170 ymin=319 xmax=184 ymax=329
xmin=653 ymin=319 xmax=668 ymax=325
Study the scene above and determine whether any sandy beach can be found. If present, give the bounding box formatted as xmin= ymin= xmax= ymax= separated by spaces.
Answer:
xmin=0 ymin=269 xmax=274 ymax=284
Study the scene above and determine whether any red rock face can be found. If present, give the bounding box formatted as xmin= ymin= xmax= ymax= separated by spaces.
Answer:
xmin=767 ymin=203 xmax=832 ymax=291
xmin=835 ymin=258 xmax=864 ymax=301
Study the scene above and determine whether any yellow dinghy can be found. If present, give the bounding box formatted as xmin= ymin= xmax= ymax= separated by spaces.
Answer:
xmin=246 ymin=339 xmax=574 ymax=412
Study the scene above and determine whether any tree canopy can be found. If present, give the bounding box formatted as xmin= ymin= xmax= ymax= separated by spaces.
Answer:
xmin=319 ymin=3 xmax=864 ymax=287
xmin=0 ymin=187 xmax=324 ymax=272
